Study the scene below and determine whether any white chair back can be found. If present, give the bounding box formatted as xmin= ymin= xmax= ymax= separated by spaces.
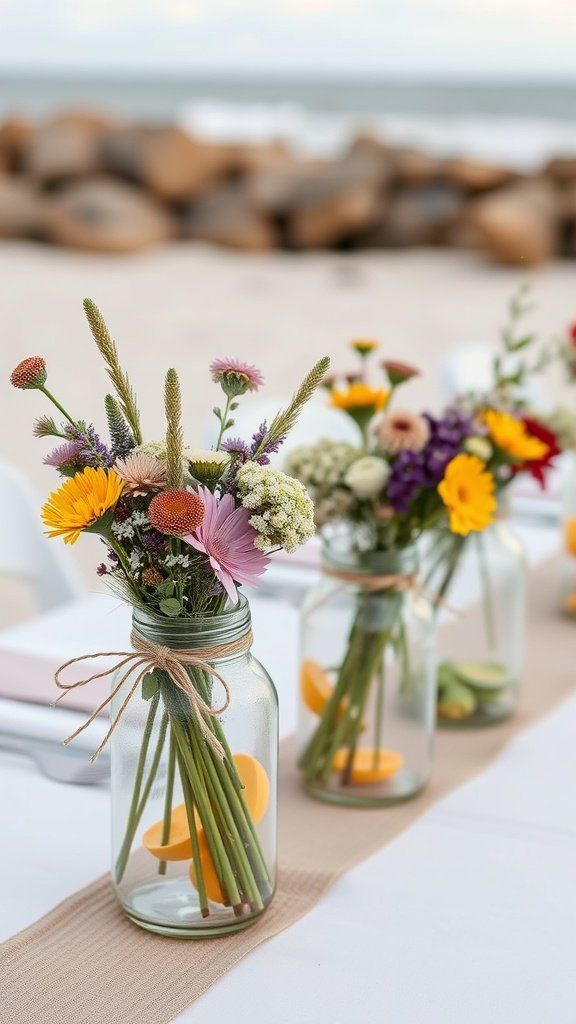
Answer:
xmin=0 ymin=460 xmax=82 ymax=611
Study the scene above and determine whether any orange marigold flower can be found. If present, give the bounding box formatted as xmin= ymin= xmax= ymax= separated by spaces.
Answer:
xmin=10 ymin=356 xmax=47 ymax=390
xmin=148 ymin=488 xmax=205 ymax=536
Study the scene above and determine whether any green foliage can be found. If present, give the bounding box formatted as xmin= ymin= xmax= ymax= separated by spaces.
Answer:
xmin=104 ymin=393 xmax=135 ymax=460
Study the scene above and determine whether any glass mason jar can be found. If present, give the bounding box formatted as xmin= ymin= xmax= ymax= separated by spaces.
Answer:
xmin=111 ymin=597 xmax=277 ymax=938
xmin=429 ymin=513 xmax=526 ymax=727
xmin=298 ymin=541 xmax=437 ymax=808
xmin=558 ymin=452 xmax=576 ymax=617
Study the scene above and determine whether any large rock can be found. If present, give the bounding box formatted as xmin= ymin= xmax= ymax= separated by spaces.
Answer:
xmin=0 ymin=176 xmax=41 ymax=236
xmin=181 ymin=185 xmax=277 ymax=250
xmin=366 ymin=182 xmax=464 ymax=247
xmin=389 ymin=147 xmax=444 ymax=185
xmin=24 ymin=113 xmax=110 ymax=184
xmin=468 ymin=181 xmax=557 ymax=266
xmin=102 ymin=126 xmax=232 ymax=203
xmin=446 ymin=158 xmax=515 ymax=193
xmin=40 ymin=177 xmax=174 ymax=253
xmin=544 ymin=157 xmax=576 ymax=184
xmin=0 ymin=118 xmax=33 ymax=173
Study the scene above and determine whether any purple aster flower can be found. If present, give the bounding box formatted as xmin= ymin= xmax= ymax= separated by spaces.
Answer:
xmin=43 ymin=439 xmax=84 ymax=475
xmin=222 ymin=437 xmax=251 ymax=461
xmin=141 ymin=530 xmax=166 ymax=552
xmin=64 ymin=422 xmax=113 ymax=469
xmin=387 ymin=407 xmax=473 ymax=514
xmin=96 ymin=563 xmax=108 ymax=576
xmin=210 ymin=358 xmax=264 ymax=393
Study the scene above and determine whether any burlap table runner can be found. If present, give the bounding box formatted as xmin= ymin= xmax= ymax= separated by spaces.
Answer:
xmin=1 ymin=558 xmax=574 ymax=1023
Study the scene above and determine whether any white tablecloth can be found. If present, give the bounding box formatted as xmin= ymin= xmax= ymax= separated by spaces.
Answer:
xmin=1 ymin=520 xmax=575 ymax=1023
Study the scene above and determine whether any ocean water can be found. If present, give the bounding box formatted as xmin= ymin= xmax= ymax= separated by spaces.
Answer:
xmin=1 ymin=73 xmax=576 ymax=168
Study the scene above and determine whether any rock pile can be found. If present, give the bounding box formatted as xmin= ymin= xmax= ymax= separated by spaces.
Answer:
xmin=0 ymin=111 xmax=574 ymax=265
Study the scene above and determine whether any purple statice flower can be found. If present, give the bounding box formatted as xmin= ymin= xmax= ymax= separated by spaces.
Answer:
xmin=387 ymin=407 xmax=474 ymax=514
xmin=106 ymin=548 xmax=119 ymax=563
xmin=64 ymin=422 xmax=113 ymax=469
xmin=43 ymin=439 xmax=84 ymax=475
xmin=222 ymin=436 xmax=251 ymax=462
xmin=96 ymin=563 xmax=109 ymax=576
xmin=249 ymin=422 xmax=286 ymax=466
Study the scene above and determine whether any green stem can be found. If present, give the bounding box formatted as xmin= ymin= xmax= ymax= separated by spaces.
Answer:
xmin=39 ymin=386 xmax=77 ymax=428
xmin=158 ymin=731 xmax=176 ymax=876
xmin=215 ymin=395 xmax=233 ymax=449
xmin=114 ymin=691 xmax=160 ymax=883
xmin=372 ymin=651 xmax=386 ymax=771
xmin=174 ymin=741 xmax=210 ymax=916
xmin=475 ymin=533 xmax=496 ymax=651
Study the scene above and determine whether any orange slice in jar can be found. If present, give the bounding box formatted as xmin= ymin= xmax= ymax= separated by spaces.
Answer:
xmin=300 ymin=659 xmax=338 ymax=716
xmin=142 ymin=754 xmax=270 ymax=861
xmin=565 ymin=518 xmax=576 ymax=557
xmin=332 ymin=748 xmax=404 ymax=784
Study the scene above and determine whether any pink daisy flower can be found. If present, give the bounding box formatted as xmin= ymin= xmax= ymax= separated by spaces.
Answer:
xmin=183 ymin=486 xmax=270 ymax=603
xmin=209 ymin=357 xmax=264 ymax=396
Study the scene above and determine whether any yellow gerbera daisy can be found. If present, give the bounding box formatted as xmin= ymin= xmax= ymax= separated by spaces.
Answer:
xmin=438 ymin=454 xmax=497 ymax=536
xmin=41 ymin=467 xmax=124 ymax=544
xmin=350 ymin=338 xmax=379 ymax=357
xmin=330 ymin=382 xmax=390 ymax=413
xmin=484 ymin=409 xmax=548 ymax=462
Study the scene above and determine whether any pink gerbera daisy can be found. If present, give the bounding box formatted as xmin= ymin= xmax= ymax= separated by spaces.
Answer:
xmin=183 ymin=486 xmax=270 ymax=603
xmin=209 ymin=357 xmax=264 ymax=396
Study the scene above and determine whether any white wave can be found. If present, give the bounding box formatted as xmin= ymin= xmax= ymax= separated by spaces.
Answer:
xmin=177 ymin=98 xmax=576 ymax=169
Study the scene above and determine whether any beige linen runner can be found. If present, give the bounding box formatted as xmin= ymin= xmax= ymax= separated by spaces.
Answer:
xmin=1 ymin=559 xmax=574 ymax=1024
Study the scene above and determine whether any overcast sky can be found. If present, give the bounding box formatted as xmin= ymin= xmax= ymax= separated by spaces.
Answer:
xmin=1 ymin=0 xmax=575 ymax=77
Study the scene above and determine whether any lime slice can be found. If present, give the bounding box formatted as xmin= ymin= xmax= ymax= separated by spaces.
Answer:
xmin=438 ymin=680 xmax=477 ymax=720
xmin=451 ymin=660 xmax=510 ymax=693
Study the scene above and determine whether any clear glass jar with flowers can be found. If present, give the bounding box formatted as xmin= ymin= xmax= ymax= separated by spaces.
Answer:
xmin=286 ymin=340 xmax=497 ymax=807
xmin=11 ymin=302 xmax=327 ymax=937
xmin=429 ymin=291 xmax=563 ymax=726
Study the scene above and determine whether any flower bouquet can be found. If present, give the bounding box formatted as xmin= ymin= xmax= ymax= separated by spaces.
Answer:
xmin=286 ymin=340 xmax=496 ymax=806
xmin=11 ymin=300 xmax=327 ymax=936
xmin=426 ymin=289 xmax=563 ymax=724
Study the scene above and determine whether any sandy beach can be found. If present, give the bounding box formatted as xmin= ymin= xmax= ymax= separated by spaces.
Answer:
xmin=1 ymin=239 xmax=574 ymax=614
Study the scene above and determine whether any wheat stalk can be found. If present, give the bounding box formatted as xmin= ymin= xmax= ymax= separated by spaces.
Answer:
xmin=83 ymin=298 xmax=143 ymax=445
xmin=164 ymin=368 xmax=184 ymax=489
xmin=253 ymin=355 xmax=330 ymax=458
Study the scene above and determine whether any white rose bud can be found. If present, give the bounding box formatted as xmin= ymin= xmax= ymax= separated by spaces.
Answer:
xmin=464 ymin=436 xmax=493 ymax=462
xmin=344 ymin=456 xmax=390 ymax=499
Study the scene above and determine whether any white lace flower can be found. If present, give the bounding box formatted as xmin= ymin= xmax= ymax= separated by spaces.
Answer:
xmin=236 ymin=463 xmax=315 ymax=553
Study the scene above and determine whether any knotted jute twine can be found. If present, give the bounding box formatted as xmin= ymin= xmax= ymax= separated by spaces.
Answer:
xmin=53 ymin=628 xmax=254 ymax=762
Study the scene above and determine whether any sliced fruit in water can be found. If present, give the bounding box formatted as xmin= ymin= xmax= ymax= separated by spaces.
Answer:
xmin=300 ymin=658 xmax=336 ymax=716
xmin=332 ymin=747 xmax=404 ymax=784
xmin=451 ymin=659 xmax=510 ymax=693
xmin=142 ymin=803 xmax=197 ymax=861
xmin=143 ymin=753 xmax=269 ymax=861
xmin=437 ymin=680 xmax=477 ymax=720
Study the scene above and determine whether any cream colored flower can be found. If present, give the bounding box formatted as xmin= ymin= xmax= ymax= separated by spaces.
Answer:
xmin=114 ymin=452 xmax=167 ymax=496
xmin=236 ymin=463 xmax=315 ymax=553
xmin=374 ymin=409 xmax=430 ymax=455
xmin=344 ymin=456 xmax=390 ymax=499
xmin=187 ymin=449 xmax=231 ymax=486
xmin=464 ymin=436 xmax=493 ymax=462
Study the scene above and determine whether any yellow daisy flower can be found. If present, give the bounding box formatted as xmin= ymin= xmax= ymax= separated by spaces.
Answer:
xmin=438 ymin=454 xmax=497 ymax=536
xmin=484 ymin=409 xmax=548 ymax=462
xmin=41 ymin=467 xmax=124 ymax=544
xmin=350 ymin=338 xmax=379 ymax=357
xmin=330 ymin=382 xmax=390 ymax=414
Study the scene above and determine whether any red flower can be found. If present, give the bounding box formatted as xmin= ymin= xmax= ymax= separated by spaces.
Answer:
xmin=569 ymin=322 xmax=576 ymax=345
xmin=511 ymin=416 xmax=560 ymax=489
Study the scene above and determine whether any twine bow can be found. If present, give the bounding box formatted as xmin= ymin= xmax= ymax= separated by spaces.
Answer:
xmin=53 ymin=629 xmax=253 ymax=762
xmin=321 ymin=566 xmax=418 ymax=592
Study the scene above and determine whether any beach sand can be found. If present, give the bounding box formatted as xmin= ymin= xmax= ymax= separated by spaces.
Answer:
xmin=1 ymin=239 xmax=574 ymax=619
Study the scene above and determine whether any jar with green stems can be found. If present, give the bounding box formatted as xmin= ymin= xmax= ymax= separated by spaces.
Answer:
xmin=111 ymin=597 xmax=277 ymax=937
xmin=429 ymin=507 xmax=526 ymax=727
xmin=298 ymin=539 xmax=437 ymax=807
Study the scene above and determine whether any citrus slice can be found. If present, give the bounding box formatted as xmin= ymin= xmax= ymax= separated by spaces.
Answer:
xmin=437 ymin=680 xmax=477 ymax=720
xmin=142 ymin=753 xmax=270 ymax=861
xmin=564 ymin=590 xmax=576 ymax=613
xmin=142 ymin=802 xmax=198 ymax=861
xmin=300 ymin=658 xmax=335 ymax=716
xmin=189 ymin=829 xmax=226 ymax=905
xmin=233 ymin=752 xmax=270 ymax=824
xmin=332 ymin=747 xmax=404 ymax=784
xmin=451 ymin=659 xmax=509 ymax=693
xmin=565 ymin=517 xmax=576 ymax=557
